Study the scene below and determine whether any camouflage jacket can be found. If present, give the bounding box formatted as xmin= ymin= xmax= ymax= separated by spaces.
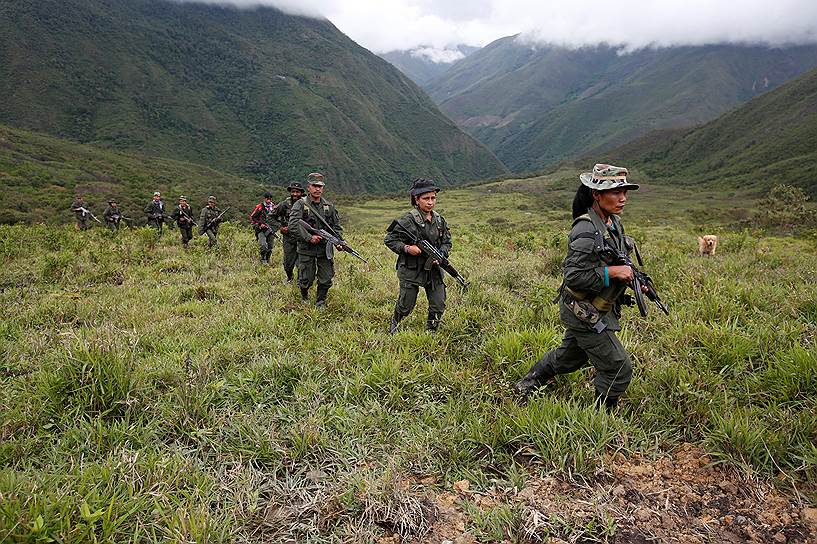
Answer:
xmin=144 ymin=200 xmax=166 ymax=220
xmin=71 ymin=200 xmax=89 ymax=219
xmin=560 ymin=208 xmax=630 ymax=332
xmin=171 ymin=205 xmax=196 ymax=227
xmin=103 ymin=206 xmax=121 ymax=224
xmin=273 ymin=197 xmax=299 ymax=237
xmin=288 ymin=197 xmax=342 ymax=257
xmin=384 ymin=208 xmax=452 ymax=286
xmin=199 ymin=206 xmax=222 ymax=234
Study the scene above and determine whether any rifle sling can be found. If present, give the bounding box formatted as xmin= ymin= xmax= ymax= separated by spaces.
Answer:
xmin=305 ymin=200 xmax=341 ymax=239
xmin=399 ymin=216 xmax=442 ymax=255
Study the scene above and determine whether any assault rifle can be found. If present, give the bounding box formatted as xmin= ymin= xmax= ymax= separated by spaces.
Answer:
xmin=298 ymin=219 xmax=366 ymax=263
xmin=179 ymin=209 xmax=198 ymax=227
xmin=108 ymin=214 xmax=135 ymax=228
xmin=262 ymin=224 xmax=280 ymax=239
xmin=388 ymin=220 xmax=467 ymax=289
xmin=149 ymin=213 xmax=176 ymax=229
xmin=75 ymin=206 xmax=102 ymax=224
xmin=201 ymin=207 xmax=230 ymax=233
xmin=600 ymin=240 xmax=669 ymax=317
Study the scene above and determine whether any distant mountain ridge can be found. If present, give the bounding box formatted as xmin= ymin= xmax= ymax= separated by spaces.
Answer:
xmin=425 ymin=37 xmax=817 ymax=173
xmin=380 ymin=45 xmax=479 ymax=86
xmin=0 ymin=0 xmax=507 ymax=192
xmin=612 ymin=66 xmax=817 ymax=196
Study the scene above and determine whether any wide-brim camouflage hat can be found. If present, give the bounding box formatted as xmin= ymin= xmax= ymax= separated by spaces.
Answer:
xmin=287 ymin=181 xmax=304 ymax=191
xmin=306 ymin=172 xmax=325 ymax=186
xmin=579 ymin=164 xmax=640 ymax=191
xmin=409 ymin=178 xmax=440 ymax=196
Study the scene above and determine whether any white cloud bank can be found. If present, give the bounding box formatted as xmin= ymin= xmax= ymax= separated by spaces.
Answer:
xmin=177 ymin=0 xmax=817 ymax=54
xmin=410 ymin=47 xmax=466 ymax=63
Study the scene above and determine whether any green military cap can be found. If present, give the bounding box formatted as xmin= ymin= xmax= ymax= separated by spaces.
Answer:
xmin=306 ymin=172 xmax=325 ymax=186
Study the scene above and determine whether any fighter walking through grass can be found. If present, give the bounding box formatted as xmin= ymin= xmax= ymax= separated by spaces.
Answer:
xmin=384 ymin=178 xmax=453 ymax=333
xmin=514 ymin=164 xmax=644 ymax=411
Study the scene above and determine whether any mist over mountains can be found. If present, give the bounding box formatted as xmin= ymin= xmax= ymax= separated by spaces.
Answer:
xmin=0 ymin=0 xmax=506 ymax=193
xmin=422 ymin=37 xmax=817 ymax=173
xmin=379 ymin=45 xmax=478 ymax=86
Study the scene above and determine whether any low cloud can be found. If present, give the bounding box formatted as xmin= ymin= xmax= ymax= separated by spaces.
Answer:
xmin=173 ymin=0 xmax=817 ymax=54
xmin=410 ymin=47 xmax=466 ymax=63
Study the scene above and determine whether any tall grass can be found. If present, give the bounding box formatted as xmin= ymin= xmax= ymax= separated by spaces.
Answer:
xmin=1 ymin=190 xmax=815 ymax=541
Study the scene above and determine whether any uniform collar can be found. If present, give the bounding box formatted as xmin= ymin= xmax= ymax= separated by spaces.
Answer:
xmin=410 ymin=207 xmax=436 ymax=226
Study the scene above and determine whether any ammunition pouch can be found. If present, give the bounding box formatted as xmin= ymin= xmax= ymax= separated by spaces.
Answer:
xmin=563 ymin=290 xmax=605 ymax=332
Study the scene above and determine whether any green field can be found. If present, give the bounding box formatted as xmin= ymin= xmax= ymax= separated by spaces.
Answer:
xmin=2 ymin=175 xmax=816 ymax=542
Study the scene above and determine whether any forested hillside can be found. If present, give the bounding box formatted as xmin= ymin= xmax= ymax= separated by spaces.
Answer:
xmin=0 ymin=123 xmax=265 ymax=224
xmin=611 ymin=66 xmax=817 ymax=196
xmin=426 ymin=38 xmax=817 ymax=173
xmin=0 ymin=0 xmax=507 ymax=192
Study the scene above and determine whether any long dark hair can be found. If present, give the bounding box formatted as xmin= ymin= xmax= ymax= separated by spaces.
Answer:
xmin=572 ymin=185 xmax=594 ymax=219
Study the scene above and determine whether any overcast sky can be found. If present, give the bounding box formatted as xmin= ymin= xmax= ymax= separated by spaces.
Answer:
xmin=187 ymin=0 xmax=817 ymax=60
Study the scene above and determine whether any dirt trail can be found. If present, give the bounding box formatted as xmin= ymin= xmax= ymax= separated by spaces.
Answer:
xmin=380 ymin=444 xmax=816 ymax=543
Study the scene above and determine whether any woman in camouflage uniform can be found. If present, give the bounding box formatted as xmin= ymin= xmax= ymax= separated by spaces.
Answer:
xmin=514 ymin=164 xmax=641 ymax=411
xmin=384 ymin=178 xmax=452 ymax=333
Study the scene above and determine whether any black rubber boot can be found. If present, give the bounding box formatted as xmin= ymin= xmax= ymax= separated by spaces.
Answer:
xmin=595 ymin=394 xmax=619 ymax=413
xmin=388 ymin=311 xmax=406 ymax=334
xmin=300 ymin=288 xmax=309 ymax=302
xmin=315 ymin=285 xmax=329 ymax=308
xmin=426 ymin=311 xmax=442 ymax=331
xmin=513 ymin=360 xmax=556 ymax=401
xmin=285 ymin=270 xmax=293 ymax=284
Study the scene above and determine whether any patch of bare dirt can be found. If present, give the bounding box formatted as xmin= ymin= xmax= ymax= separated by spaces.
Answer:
xmin=382 ymin=444 xmax=816 ymax=543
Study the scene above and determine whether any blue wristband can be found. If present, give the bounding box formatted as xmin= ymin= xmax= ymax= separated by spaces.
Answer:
xmin=604 ymin=266 xmax=610 ymax=287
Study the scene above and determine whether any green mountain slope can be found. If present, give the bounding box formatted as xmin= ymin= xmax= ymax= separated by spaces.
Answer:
xmin=425 ymin=39 xmax=817 ymax=173
xmin=611 ymin=66 xmax=817 ymax=196
xmin=0 ymin=123 xmax=268 ymax=224
xmin=0 ymin=0 xmax=507 ymax=192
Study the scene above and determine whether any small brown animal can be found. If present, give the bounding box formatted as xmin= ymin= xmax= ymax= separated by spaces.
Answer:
xmin=697 ymin=235 xmax=718 ymax=256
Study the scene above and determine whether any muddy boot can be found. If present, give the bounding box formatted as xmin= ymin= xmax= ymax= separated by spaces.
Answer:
xmin=300 ymin=288 xmax=309 ymax=302
xmin=426 ymin=311 xmax=442 ymax=331
xmin=315 ymin=285 xmax=329 ymax=309
xmin=513 ymin=360 xmax=555 ymax=401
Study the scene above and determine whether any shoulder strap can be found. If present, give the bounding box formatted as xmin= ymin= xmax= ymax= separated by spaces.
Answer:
xmin=570 ymin=213 xmax=605 ymax=251
xmin=409 ymin=208 xmax=425 ymax=226
xmin=305 ymin=198 xmax=341 ymax=237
